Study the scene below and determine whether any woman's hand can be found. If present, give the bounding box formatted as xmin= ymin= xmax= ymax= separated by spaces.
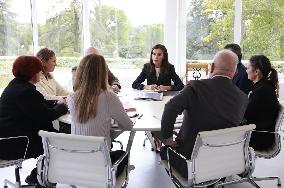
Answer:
xmin=158 ymin=85 xmax=172 ymax=91
xmin=144 ymin=84 xmax=158 ymax=90
xmin=57 ymin=97 xmax=67 ymax=105
xmin=111 ymin=84 xmax=120 ymax=93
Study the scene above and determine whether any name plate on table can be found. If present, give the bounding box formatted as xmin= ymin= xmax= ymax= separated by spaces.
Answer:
xmin=135 ymin=91 xmax=163 ymax=101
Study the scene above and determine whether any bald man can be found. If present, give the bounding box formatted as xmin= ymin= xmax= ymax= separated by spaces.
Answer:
xmin=72 ymin=47 xmax=121 ymax=93
xmin=160 ymin=49 xmax=249 ymax=178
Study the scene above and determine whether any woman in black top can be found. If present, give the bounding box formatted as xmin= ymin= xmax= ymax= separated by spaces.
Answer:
xmin=132 ymin=44 xmax=184 ymax=91
xmin=245 ymin=55 xmax=280 ymax=151
xmin=0 ymin=56 xmax=68 ymax=185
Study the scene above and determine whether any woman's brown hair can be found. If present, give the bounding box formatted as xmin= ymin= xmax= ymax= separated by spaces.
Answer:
xmin=73 ymin=54 xmax=108 ymax=123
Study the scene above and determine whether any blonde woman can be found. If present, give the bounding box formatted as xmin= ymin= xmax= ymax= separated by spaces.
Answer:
xmin=36 ymin=48 xmax=69 ymax=101
xmin=67 ymin=54 xmax=133 ymax=176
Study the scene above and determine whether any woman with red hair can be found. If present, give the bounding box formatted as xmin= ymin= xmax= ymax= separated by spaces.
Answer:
xmin=0 ymin=56 xmax=68 ymax=186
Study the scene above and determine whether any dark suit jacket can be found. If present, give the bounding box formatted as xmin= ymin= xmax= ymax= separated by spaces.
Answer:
xmin=161 ymin=76 xmax=248 ymax=177
xmin=233 ymin=62 xmax=253 ymax=94
xmin=132 ymin=63 xmax=184 ymax=91
xmin=244 ymin=79 xmax=280 ymax=151
xmin=108 ymin=69 xmax=121 ymax=89
xmin=0 ymin=78 xmax=68 ymax=159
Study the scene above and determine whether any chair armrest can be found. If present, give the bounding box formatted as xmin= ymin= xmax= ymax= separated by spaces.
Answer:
xmin=252 ymin=130 xmax=281 ymax=136
xmin=112 ymin=151 xmax=129 ymax=171
xmin=0 ymin=136 xmax=29 ymax=160
xmin=167 ymin=147 xmax=187 ymax=161
xmin=166 ymin=147 xmax=189 ymax=178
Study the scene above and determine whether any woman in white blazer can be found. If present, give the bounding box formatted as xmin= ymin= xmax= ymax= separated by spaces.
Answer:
xmin=35 ymin=48 xmax=69 ymax=101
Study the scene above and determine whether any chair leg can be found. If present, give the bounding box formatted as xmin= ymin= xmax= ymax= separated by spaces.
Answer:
xmin=145 ymin=131 xmax=157 ymax=151
xmin=143 ymin=133 xmax=147 ymax=147
xmin=248 ymin=178 xmax=261 ymax=188
xmin=4 ymin=166 xmax=22 ymax=188
xmin=214 ymin=177 xmax=258 ymax=188
xmin=251 ymin=176 xmax=281 ymax=187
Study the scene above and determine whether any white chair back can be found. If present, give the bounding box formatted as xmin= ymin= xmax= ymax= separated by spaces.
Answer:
xmin=38 ymin=130 xmax=113 ymax=188
xmin=189 ymin=124 xmax=256 ymax=184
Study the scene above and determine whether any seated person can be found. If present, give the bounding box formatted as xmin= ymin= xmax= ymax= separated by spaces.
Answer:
xmin=72 ymin=47 xmax=121 ymax=93
xmin=245 ymin=55 xmax=280 ymax=151
xmin=0 ymin=56 xmax=68 ymax=185
xmin=224 ymin=43 xmax=253 ymax=94
xmin=132 ymin=44 xmax=184 ymax=91
xmin=159 ymin=50 xmax=248 ymax=178
xmin=36 ymin=48 xmax=69 ymax=100
xmin=67 ymin=54 xmax=133 ymax=176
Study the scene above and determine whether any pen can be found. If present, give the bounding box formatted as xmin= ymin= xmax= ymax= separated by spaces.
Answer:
xmin=138 ymin=114 xmax=143 ymax=119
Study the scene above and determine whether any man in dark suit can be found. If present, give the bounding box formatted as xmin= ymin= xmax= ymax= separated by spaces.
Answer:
xmin=224 ymin=43 xmax=253 ymax=94
xmin=160 ymin=49 xmax=249 ymax=178
xmin=72 ymin=47 xmax=121 ymax=93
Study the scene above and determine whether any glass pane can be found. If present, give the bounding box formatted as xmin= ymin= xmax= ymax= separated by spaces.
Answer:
xmin=0 ymin=0 xmax=32 ymax=89
xmin=241 ymin=0 xmax=284 ymax=61
xmin=87 ymin=0 xmax=165 ymax=88
xmin=37 ymin=0 xmax=83 ymax=57
xmin=186 ymin=0 xmax=235 ymax=60
xmin=89 ymin=0 xmax=164 ymax=65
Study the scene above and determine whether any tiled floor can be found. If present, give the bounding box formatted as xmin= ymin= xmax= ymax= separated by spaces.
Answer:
xmin=1 ymin=131 xmax=284 ymax=188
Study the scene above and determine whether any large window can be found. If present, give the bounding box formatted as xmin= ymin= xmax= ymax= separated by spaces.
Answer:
xmin=89 ymin=0 xmax=164 ymax=61
xmin=37 ymin=0 xmax=83 ymax=57
xmin=0 ymin=0 xmax=32 ymax=88
xmin=241 ymin=0 xmax=284 ymax=61
xmin=186 ymin=0 xmax=235 ymax=60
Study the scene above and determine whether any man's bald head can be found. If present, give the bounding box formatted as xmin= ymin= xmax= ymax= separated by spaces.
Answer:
xmin=209 ymin=49 xmax=238 ymax=79
xmin=85 ymin=47 xmax=100 ymax=56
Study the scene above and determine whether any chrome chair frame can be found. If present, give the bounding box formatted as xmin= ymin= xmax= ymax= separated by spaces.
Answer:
xmin=37 ymin=130 xmax=129 ymax=188
xmin=163 ymin=124 xmax=259 ymax=188
xmin=0 ymin=136 xmax=29 ymax=188
xmin=247 ymin=104 xmax=284 ymax=187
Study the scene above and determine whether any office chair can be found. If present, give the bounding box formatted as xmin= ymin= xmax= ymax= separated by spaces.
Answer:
xmin=248 ymin=104 xmax=284 ymax=187
xmin=37 ymin=130 xmax=129 ymax=188
xmin=162 ymin=124 xmax=259 ymax=188
xmin=0 ymin=136 xmax=29 ymax=188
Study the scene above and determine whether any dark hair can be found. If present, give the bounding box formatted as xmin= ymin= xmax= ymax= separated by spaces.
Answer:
xmin=149 ymin=44 xmax=169 ymax=74
xmin=12 ymin=56 xmax=42 ymax=81
xmin=249 ymin=55 xmax=278 ymax=90
xmin=224 ymin=43 xmax=242 ymax=62
xmin=36 ymin=48 xmax=55 ymax=62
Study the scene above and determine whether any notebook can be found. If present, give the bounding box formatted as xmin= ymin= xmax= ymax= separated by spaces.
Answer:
xmin=135 ymin=91 xmax=163 ymax=101
xmin=123 ymin=102 xmax=136 ymax=112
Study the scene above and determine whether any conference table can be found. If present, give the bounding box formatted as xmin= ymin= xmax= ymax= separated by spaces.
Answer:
xmin=58 ymin=89 xmax=182 ymax=153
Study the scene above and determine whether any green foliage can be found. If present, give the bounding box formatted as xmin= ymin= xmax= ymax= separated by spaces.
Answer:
xmin=188 ymin=0 xmax=284 ymax=61
xmin=38 ymin=0 xmax=82 ymax=57
xmin=241 ymin=0 xmax=284 ymax=60
xmin=90 ymin=5 xmax=131 ymax=57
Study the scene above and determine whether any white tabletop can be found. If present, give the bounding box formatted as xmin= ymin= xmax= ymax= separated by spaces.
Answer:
xmin=59 ymin=89 xmax=182 ymax=131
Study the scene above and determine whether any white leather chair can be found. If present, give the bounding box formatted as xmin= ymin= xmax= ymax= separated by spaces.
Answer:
xmin=163 ymin=124 xmax=258 ymax=188
xmin=37 ymin=130 xmax=129 ymax=188
xmin=249 ymin=104 xmax=284 ymax=187
xmin=0 ymin=136 xmax=29 ymax=188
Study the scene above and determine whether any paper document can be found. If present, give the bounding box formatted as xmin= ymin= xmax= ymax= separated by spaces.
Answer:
xmin=135 ymin=91 xmax=163 ymax=101
xmin=123 ymin=102 xmax=136 ymax=112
